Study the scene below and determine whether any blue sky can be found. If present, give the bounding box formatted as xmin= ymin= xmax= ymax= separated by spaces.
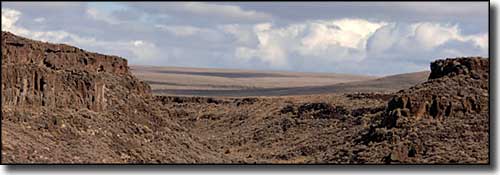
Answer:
xmin=1 ymin=2 xmax=488 ymax=76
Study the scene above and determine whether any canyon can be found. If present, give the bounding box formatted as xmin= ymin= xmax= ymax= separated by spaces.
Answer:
xmin=1 ymin=32 xmax=489 ymax=164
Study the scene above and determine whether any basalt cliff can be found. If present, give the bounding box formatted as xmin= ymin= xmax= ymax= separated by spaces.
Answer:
xmin=1 ymin=32 xmax=229 ymax=163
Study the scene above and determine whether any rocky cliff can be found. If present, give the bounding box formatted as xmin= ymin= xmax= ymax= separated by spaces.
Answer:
xmin=383 ymin=57 xmax=488 ymax=128
xmin=1 ymin=32 xmax=228 ymax=163
xmin=358 ymin=57 xmax=489 ymax=163
xmin=1 ymin=31 xmax=150 ymax=112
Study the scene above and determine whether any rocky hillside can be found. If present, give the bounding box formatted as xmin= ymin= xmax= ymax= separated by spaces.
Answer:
xmin=157 ymin=57 xmax=488 ymax=164
xmin=355 ymin=57 xmax=489 ymax=163
xmin=1 ymin=32 xmax=229 ymax=163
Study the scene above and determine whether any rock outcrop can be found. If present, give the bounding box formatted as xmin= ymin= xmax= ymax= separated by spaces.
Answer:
xmin=382 ymin=57 xmax=488 ymax=127
xmin=359 ymin=57 xmax=489 ymax=164
xmin=1 ymin=31 xmax=150 ymax=112
xmin=2 ymin=32 xmax=128 ymax=75
xmin=428 ymin=57 xmax=488 ymax=80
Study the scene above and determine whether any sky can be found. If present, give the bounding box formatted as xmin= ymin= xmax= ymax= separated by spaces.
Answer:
xmin=1 ymin=2 xmax=489 ymax=76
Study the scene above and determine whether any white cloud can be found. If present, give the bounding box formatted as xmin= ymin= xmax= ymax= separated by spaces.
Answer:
xmin=155 ymin=24 xmax=202 ymax=37
xmin=469 ymin=33 xmax=488 ymax=50
xmin=366 ymin=22 xmax=488 ymax=61
xmin=226 ymin=18 xmax=487 ymax=74
xmin=233 ymin=22 xmax=297 ymax=67
xmin=254 ymin=23 xmax=272 ymax=32
xmin=2 ymin=8 xmax=161 ymax=65
xmin=175 ymin=2 xmax=272 ymax=21
xmin=128 ymin=40 xmax=161 ymax=63
xmin=155 ymin=24 xmax=225 ymax=43
xmin=86 ymin=7 xmax=120 ymax=25
xmin=298 ymin=19 xmax=385 ymax=60
xmin=128 ymin=2 xmax=272 ymax=23
xmin=133 ymin=40 xmax=144 ymax=46
xmin=220 ymin=24 xmax=258 ymax=47
xmin=231 ymin=19 xmax=387 ymax=67
xmin=2 ymin=8 xmax=21 ymax=31
xmin=412 ymin=23 xmax=462 ymax=49
xmin=331 ymin=19 xmax=387 ymax=48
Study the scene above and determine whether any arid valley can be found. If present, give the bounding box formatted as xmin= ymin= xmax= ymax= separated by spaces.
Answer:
xmin=1 ymin=31 xmax=489 ymax=164
xmin=130 ymin=64 xmax=430 ymax=97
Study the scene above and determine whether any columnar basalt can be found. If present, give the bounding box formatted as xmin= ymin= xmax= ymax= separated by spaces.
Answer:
xmin=1 ymin=32 xmax=150 ymax=112
xmin=2 ymin=32 xmax=229 ymax=163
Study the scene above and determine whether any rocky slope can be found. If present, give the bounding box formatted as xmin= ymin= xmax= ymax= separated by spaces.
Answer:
xmin=147 ymin=57 xmax=488 ymax=164
xmin=354 ymin=57 xmax=489 ymax=163
xmin=1 ymin=31 xmax=229 ymax=163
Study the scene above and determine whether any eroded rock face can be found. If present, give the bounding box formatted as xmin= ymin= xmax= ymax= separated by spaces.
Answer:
xmin=2 ymin=32 xmax=229 ymax=163
xmin=382 ymin=57 xmax=489 ymax=127
xmin=2 ymin=32 xmax=128 ymax=75
xmin=428 ymin=57 xmax=488 ymax=80
xmin=359 ymin=57 xmax=489 ymax=164
xmin=1 ymin=32 xmax=150 ymax=112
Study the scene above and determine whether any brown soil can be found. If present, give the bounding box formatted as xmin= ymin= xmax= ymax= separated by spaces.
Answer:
xmin=1 ymin=32 xmax=489 ymax=164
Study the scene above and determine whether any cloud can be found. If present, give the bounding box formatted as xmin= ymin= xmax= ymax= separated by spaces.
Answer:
xmin=179 ymin=2 xmax=271 ymax=21
xmin=155 ymin=24 xmax=226 ymax=44
xmin=230 ymin=19 xmax=386 ymax=68
xmin=228 ymin=2 xmax=487 ymax=30
xmin=1 ymin=3 xmax=489 ymax=76
xmin=2 ymin=2 xmax=84 ymax=8
xmin=155 ymin=24 xmax=203 ymax=37
xmin=298 ymin=19 xmax=385 ymax=57
xmin=2 ymin=8 xmax=31 ymax=36
xmin=86 ymin=7 xmax=120 ymax=25
xmin=219 ymin=24 xmax=258 ymax=47
xmin=226 ymin=18 xmax=487 ymax=74
xmin=387 ymin=2 xmax=487 ymax=17
xmin=366 ymin=22 xmax=488 ymax=63
xmin=84 ymin=4 xmax=140 ymax=26
xmin=1 ymin=8 xmax=161 ymax=65
xmin=1 ymin=2 xmax=87 ymax=20
xmin=412 ymin=23 xmax=463 ymax=49
xmin=126 ymin=2 xmax=272 ymax=24
xmin=2 ymin=8 xmax=21 ymax=31
xmin=127 ymin=40 xmax=161 ymax=63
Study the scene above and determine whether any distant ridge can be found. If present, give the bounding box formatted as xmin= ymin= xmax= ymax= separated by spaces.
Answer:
xmin=131 ymin=64 xmax=429 ymax=97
